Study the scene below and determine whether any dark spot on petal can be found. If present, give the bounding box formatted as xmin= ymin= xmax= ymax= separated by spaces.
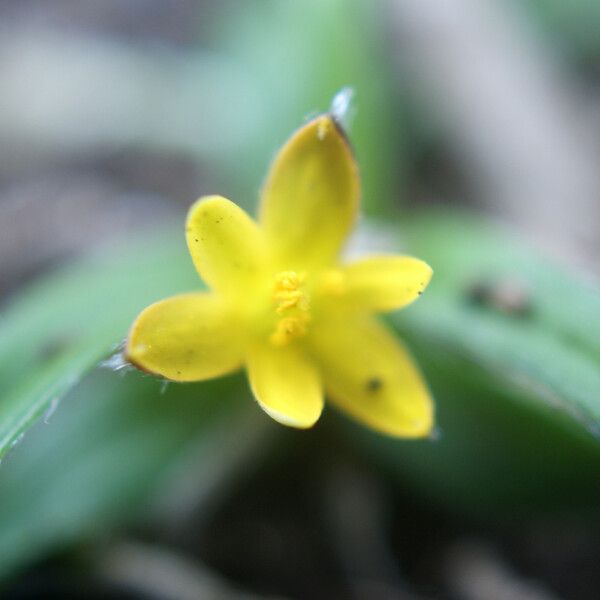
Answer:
xmin=366 ymin=377 xmax=383 ymax=393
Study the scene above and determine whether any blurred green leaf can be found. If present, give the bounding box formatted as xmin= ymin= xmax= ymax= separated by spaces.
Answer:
xmin=3 ymin=3 xmax=401 ymax=210
xmin=4 ymin=206 xmax=600 ymax=522
xmin=524 ymin=0 xmax=600 ymax=57
xmin=0 ymin=228 xmax=199 ymax=459
xmin=400 ymin=211 xmax=600 ymax=425
xmin=353 ymin=210 xmax=600 ymax=513
xmin=212 ymin=0 xmax=400 ymax=216
xmin=0 ymin=369 xmax=256 ymax=579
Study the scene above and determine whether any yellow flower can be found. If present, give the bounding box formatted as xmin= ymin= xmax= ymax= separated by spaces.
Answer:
xmin=126 ymin=115 xmax=434 ymax=437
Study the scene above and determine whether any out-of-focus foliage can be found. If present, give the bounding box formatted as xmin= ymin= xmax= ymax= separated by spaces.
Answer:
xmin=0 ymin=230 xmax=196 ymax=458
xmin=364 ymin=212 xmax=600 ymax=514
xmin=0 ymin=369 xmax=255 ymax=579
xmin=525 ymin=0 xmax=600 ymax=56
xmin=2 ymin=209 xmax=600 ymax=529
xmin=207 ymin=0 xmax=400 ymax=215
xmin=0 ymin=0 xmax=398 ymax=216
xmin=0 ymin=0 xmax=402 ymax=460
xmin=2 ymin=0 xmax=600 ymax=588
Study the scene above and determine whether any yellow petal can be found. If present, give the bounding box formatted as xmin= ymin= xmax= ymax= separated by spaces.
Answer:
xmin=126 ymin=293 xmax=244 ymax=382
xmin=259 ymin=114 xmax=359 ymax=268
xmin=307 ymin=317 xmax=433 ymax=438
xmin=340 ymin=255 xmax=433 ymax=312
xmin=186 ymin=196 xmax=266 ymax=297
xmin=246 ymin=342 xmax=323 ymax=429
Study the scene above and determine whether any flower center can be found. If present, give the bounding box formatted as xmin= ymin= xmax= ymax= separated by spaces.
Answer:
xmin=270 ymin=270 xmax=311 ymax=346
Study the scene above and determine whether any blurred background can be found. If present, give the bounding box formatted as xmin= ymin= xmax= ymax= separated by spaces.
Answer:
xmin=1 ymin=1 xmax=600 ymax=598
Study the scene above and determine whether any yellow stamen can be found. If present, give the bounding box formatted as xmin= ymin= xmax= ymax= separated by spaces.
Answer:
xmin=270 ymin=315 xmax=309 ymax=346
xmin=273 ymin=271 xmax=309 ymax=312
xmin=275 ymin=271 xmax=305 ymax=290
xmin=271 ymin=270 xmax=311 ymax=345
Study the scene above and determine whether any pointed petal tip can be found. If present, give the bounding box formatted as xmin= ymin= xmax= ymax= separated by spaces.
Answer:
xmin=340 ymin=255 xmax=434 ymax=313
xmin=315 ymin=112 xmax=354 ymax=152
xmin=185 ymin=195 xmax=238 ymax=232
xmin=348 ymin=394 xmax=435 ymax=439
xmin=378 ymin=386 xmax=436 ymax=439
xmin=421 ymin=261 xmax=434 ymax=290
xmin=295 ymin=113 xmax=353 ymax=153
xmin=124 ymin=339 xmax=179 ymax=381
xmin=387 ymin=410 xmax=435 ymax=439
xmin=257 ymin=402 xmax=323 ymax=430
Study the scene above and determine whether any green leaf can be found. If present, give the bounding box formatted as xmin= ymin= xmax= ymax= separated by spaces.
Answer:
xmin=0 ymin=369 xmax=260 ymax=580
xmin=5 ymin=207 xmax=600 ymax=520
xmin=0 ymin=227 xmax=199 ymax=458
xmin=350 ymin=210 xmax=600 ymax=514
xmin=400 ymin=211 xmax=600 ymax=428
xmin=212 ymin=0 xmax=401 ymax=216
xmin=524 ymin=0 xmax=600 ymax=56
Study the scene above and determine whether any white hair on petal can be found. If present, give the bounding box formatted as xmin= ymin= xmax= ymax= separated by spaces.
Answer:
xmin=330 ymin=87 xmax=355 ymax=129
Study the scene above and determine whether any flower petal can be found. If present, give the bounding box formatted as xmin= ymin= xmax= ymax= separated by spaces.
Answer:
xmin=307 ymin=317 xmax=433 ymax=438
xmin=340 ymin=255 xmax=433 ymax=312
xmin=126 ymin=293 xmax=244 ymax=382
xmin=259 ymin=114 xmax=359 ymax=268
xmin=186 ymin=196 xmax=266 ymax=297
xmin=246 ymin=342 xmax=323 ymax=429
